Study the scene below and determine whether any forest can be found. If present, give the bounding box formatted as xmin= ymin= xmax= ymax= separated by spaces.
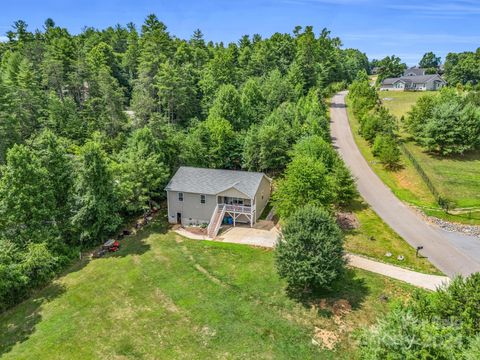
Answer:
xmin=0 ymin=15 xmax=368 ymax=310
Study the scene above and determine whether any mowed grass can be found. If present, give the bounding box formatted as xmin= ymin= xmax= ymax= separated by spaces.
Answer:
xmin=404 ymin=143 xmax=480 ymax=209
xmin=378 ymin=91 xmax=426 ymax=119
xmin=348 ymin=92 xmax=480 ymax=224
xmin=344 ymin=201 xmax=441 ymax=275
xmin=0 ymin=220 xmax=418 ymax=359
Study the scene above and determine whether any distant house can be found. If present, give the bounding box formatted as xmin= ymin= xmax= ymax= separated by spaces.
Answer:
xmin=380 ymin=74 xmax=446 ymax=91
xmin=165 ymin=167 xmax=271 ymax=238
xmin=403 ymin=67 xmax=428 ymax=76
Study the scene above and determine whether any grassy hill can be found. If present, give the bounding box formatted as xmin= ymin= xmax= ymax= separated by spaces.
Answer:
xmin=0 ymin=220 xmax=418 ymax=359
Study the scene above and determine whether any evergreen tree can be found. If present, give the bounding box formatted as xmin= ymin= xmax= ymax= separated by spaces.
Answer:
xmin=72 ymin=140 xmax=121 ymax=246
xmin=276 ymin=205 xmax=345 ymax=293
xmin=0 ymin=145 xmax=57 ymax=247
xmin=115 ymin=127 xmax=170 ymax=213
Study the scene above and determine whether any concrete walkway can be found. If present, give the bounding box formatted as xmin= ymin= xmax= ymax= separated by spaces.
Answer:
xmin=174 ymin=227 xmax=209 ymax=240
xmin=175 ymin=227 xmax=448 ymax=290
xmin=346 ymin=254 xmax=449 ymax=291
xmin=330 ymin=91 xmax=480 ymax=277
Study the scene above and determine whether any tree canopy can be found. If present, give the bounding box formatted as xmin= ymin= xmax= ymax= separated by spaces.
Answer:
xmin=0 ymin=15 xmax=367 ymax=310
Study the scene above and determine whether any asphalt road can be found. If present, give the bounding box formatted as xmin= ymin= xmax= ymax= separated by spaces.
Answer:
xmin=330 ymin=91 xmax=480 ymax=277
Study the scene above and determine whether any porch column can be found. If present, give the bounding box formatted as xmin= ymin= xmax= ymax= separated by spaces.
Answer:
xmin=251 ymin=197 xmax=254 ymax=227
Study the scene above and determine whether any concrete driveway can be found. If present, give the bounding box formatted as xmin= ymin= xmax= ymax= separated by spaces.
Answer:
xmin=330 ymin=91 xmax=480 ymax=277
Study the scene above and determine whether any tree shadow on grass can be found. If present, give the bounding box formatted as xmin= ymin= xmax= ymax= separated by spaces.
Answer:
xmin=0 ymin=217 xmax=169 ymax=357
xmin=289 ymin=269 xmax=370 ymax=318
xmin=109 ymin=218 xmax=169 ymax=258
xmin=0 ymin=282 xmax=66 ymax=357
xmin=341 ymin=198 xmax=369 ymax=213
xmin=330 ymin=102 xmax=347 ymax=109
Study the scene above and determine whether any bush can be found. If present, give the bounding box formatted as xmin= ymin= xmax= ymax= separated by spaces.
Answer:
xmin=372 ymin=135 xmax=401 ymax=170
xmin=348 ymin=79 xmax=378 ymax=117
xmin=21 ymin=242 xmax=59 ymax=287
xmin=464 ymin=336 xmax=480 ymax=360
xmin=406 ymin=88 xmax=480 ymax=155
xmin=273 ymin=156 xmax=335 ymax=218
xmin=408 ymin=273 xmax=480 ymax=337
xmin=359 ymin=107 xmax=397 ymax=144
xmin=275 ymin=205 xmax=345 ymax=293
xmin=359 ymin=308 xmax=464 ymax=360
xmin=360 ymin=273 xmax=480 ymax=359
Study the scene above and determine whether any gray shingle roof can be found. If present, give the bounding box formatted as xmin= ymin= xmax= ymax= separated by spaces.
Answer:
xmin=382 ymin=77 xmax=410 ymax=85
xmin=382 ymin=74 xmax=445 ymax=85
xmin=165 ymin=167 xmax=267 ymax=199
xmin=403 ymin=67 xmax=427 ymax=76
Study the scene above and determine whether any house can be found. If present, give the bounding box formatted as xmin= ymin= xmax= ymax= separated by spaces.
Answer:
xmin=403 ymin=67 xmax=428 ymax=76
xmin=165 ymin=166 xmax=272 ymax=238
xmin=380 ymin=74 xmax=446 ymax=91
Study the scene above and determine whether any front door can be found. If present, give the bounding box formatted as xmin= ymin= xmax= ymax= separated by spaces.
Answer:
xmin=177 ymin=212 xmax=182 ymax=224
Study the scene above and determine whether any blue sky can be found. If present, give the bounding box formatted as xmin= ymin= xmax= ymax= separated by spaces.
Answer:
xmin=1 ymin=0 xmax=479 ymax=65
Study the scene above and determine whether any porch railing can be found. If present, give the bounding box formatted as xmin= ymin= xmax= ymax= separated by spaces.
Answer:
xmin=207 ymin=204 xmax=226 ymax=238
xmin=224 ymin=204 xmax=254 ymax=214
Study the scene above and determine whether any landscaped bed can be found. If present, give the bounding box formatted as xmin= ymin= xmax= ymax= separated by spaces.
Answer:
xmin=0 ymin=219 xmax=419 ymax=359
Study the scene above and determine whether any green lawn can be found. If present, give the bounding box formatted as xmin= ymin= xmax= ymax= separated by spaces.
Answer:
xmin=344 ymin=201 xmax=441 ymax=275
xmin=347 ymin=93 xmax=480 ymax=224
xmin=404 ymin=143 xmax=480 ymax=209
xmin=378 ymin=91 xmax=426 ymax=119
xmin=0 ymin=220 xmax=419 ymax=359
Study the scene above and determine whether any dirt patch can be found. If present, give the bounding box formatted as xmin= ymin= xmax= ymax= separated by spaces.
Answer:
xmin=312 ymin=327 xmax=339 ymax=350
xmin=154 ymin=289 xmax=180 ymax=313
xmin=178 ymin=244 xmax=228 ymax=288
xmin=185 ymin=227 xmax=207 ymax=236
xmin=336 ymin=212 xmax=359 ymax=230
xmin=199 ymin=325 xmax=217 ymax=346
xmin=332 ymin=299 xmax=352 ymax=317
xmin=395 ymin=170 xmax=417 ymax=190
xmin=194 ymin=264 xmax=226 ymax=287
xmin=253 ymin=220 xmax=275 ymax=231
xmin=131 ymin=255 xmax=141 ymax=265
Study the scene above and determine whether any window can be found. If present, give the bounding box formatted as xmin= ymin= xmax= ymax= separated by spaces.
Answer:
xmin=178 ymin=192 xmax=183 ymax=202
xmin=200 ymin=194 xmax=206 ymax=204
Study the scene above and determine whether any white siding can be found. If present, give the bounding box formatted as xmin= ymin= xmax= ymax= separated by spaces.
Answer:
xmin=254 ymin=176 xmax=272 ymax=221
xmin=218 ymin=187 xmax=250 ymax=199
xmin=167 ymin=191 xmax=217 ymax=226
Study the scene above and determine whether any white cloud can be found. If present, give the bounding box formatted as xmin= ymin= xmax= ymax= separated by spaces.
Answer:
xmin=0 ymin=36 xmax=8 ymax=43
xmin=387 ymin=1 xmax=480 ymax=16
xmin=342 ymin=32 xmax=480 ymax=45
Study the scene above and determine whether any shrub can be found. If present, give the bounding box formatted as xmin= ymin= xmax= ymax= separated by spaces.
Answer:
xmin=408 ymin=273 xmax=480 ymax=337
xmin=359 ymin=107 xmax=397 ymax=144
xmin=464 ymin=336 xmax=480 ymax=360
xmin=273 ymin=156 xmax=335 ymax=218
xmin=21 ymin=242 xmax=59 ymax=287
xmin=360 ymin=273 xmax=480 ymax=359
xmin=372 ymin=135 xmax=401 ymax=170
xmin=359 ymin=308 xmax=464 ymax=360
xmin=275 ymin=205 xmax=345 ymax=293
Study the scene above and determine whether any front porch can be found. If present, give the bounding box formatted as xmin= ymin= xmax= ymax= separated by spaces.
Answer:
xmin=207 ymin=196 xmax=256 ymax=238
xmin=217 ymin=196 xmax=256 ymax=227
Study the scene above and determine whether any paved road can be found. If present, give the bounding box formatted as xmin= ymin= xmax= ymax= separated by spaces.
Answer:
xmin=330 ymin=91 xmax=480 ymax=277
